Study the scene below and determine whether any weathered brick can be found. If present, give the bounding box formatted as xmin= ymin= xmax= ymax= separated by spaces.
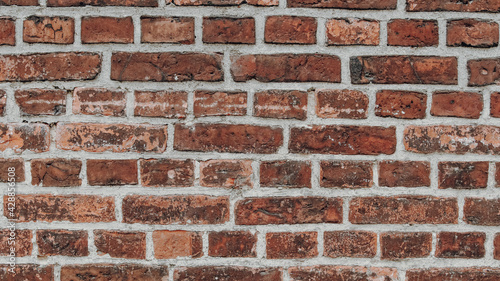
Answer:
xmin=0 ymin=0 xmax=38 ymax=5
xmin=375 ymin=90 xmax=427 ymax=119
xmin=82 ymin=17 xmax=133 ymax=44
xmin=266 ymin=232 xmax=318 ymax=259
xmin=254 ymin=90 xmax=308 ymax=120
xmin=290 ymin=125 xmax=396 ymax=155
xmin=87 ymin=159 xmax=138 ymax=186
xmin=406 ymin=268 xmax=500 ymax=281
xmin=351 ymin=56 xmax=458 ymax=84
xmin=140 ymin=159 xmax=194 ymax=187
xmin=381 ymin=232 xmax=432 ymax=260
xmin=289 ymin=266 xmax=398 ymax=281
xmin=23 ymin=16 xmax=74 ymax=44
xmin=203 ymin=17 xmax=255 ymax=44
xmin=111 ymin=52 xmax=223 ymax=82
xmin=407 ymin=0 xmax=500 ymax=12
xmin=320 ymin=161 xmax=373 ymax=188
xmin=491 ymin=92 xmax=500 ymax=117
xmin=200 ymin=160 xmax=252 ymax=189
xmin=468 ymin=58 xmax=500 ymax=86
xmin=260 ymin=160 xmax=311 ymax=188
xmin=134 ymin=91 xmax=187 ymax=118
xmin=236 ymin=197 xmax=342 ymax=225
xmin=5 ymin=194 xmax=115 ymax=222
xmin=231 ymin=54 xmax=341 ymax=83
xmin=265 ymin=16 xmax=316 ymax=44
xmin=0 ymin=123 xmax=50 ymax=153
xmin=73 ymin=87 xmax=126 ymax=117
xmin=288 ymin=0 xmax=397 ymax=9
xmin=94 ymin=230 xmax=146 ymax=259
xmin=0 ymin=90 xmax=6 ymax=115
xmin=495 ymin=234 xmax=500 ymax=260
xmin=174 ymin=124 xmax=283 ymax=154
xmin=0 ymin=229 xmax=32 ymax=256
xmin=174 ymin=0 xmax=278 ymax=5
xmin=37 ymin=229 xmax=88 ymax=257
xmin=15 ymin=89 xmax=66 ymax=116
xmin=387 ymin=19 xmax=438 ymax=47
xmin=174 ymin=267 xmax=282 ymax=281
xmin=194 ymin=91 xmax=247 ymax=117
xmin=436 ymin=232 xmax=485 ymax=258
xmin=316 ymin=89 xmax=368 ymax=119
xmin=0 ymin=158 xmax=24 ymax=182
xmin=48 ymin=0 xmax=157 ymax=6
xmin=141 ymin=17 xmax=194 ymax=44
xmin=324 ymin=231 xmax=377 ymax=258
xmin=448 ymin=19 xmax=499 ymax=48
xmin=0 ymin=52 xmax=101 ymax=82
xmin=326 ymin=18 xmax=379 ymax=46
xmin=431 ymin=91 xmax=483 ymax=119
xmin=60 ymin=265 xmax=168 ymax=281
xmin=209 ymin=231 xmax=257 ymax=257
xmin=349 ymin=196 xmax=458 ymax=224
xmin=438 ymin=162 xmax=488 ymax=189
xmin=0 ymin=17 xmax=15 ymax=46
xmin=464 ymin=198 xmax=500 ymax=225
xmin=31 ymin=158 xmax=82 ymax=187
xmin=122 ymin=195 xmax=229 ymax=225
xmin=379 ymin=161 xmax=430 ymax=187
xmin=0 ymin=265 xmax=53 ymax=281
xmin=56 ymin=123 xmax=168 ymax=153
xmin=153 ymin=230 xmax=202 ymax=259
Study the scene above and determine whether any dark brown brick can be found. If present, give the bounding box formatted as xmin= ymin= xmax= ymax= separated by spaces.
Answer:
xmin=94 ymin=230 xmax=146 ymax=259
xmin=324 ymin=231 xmax=377 ymax=258
xmin=37 ymin=229 xmax=88 ymax=257
xmin=468 ymin=58 xmax=500 ymax=86
xmin=289 ymin=266 xmax=398 ymax=281
xmin=0 ymin=158 xmax=24 ymax=182
xmin=266 ymin=232 xmax=318 ymax=259
xmin=0 ymin=17 xmax=15 ymax=46
xmin=203 ymin=17 xmax=255 ymax=44
xmin=436 ymin=232 xmax=485 ymax=258
xmin=174 ymin=267 xmax=282 ymax=281
xmin=320 ymin=161 xmax=373 ymax=188
xmin=379 ymin=161 xmax=430 ymax=187
xmin=61 ymin=265 xmax=168 ymax=281
xmin=209 ymin=231 xmax=257 ymax=257
xmin=200 ymin=160 xmax=252 ymax=189
xmin=375 ymin=90 xmax=427 ymax=119
xmin=31 ymin=158 xmax=82 ymax=187
xmin=48 ymin=0 xmax=158 ymax=6
xmin=381 ymin=232 xmax=432 ymax=260
xmin=87 ymin=159 xmax=138 ymax=186
xmin=260 ymin=160 xmax=311 ymax=188
xmin=464 ymin=198 xmax=500 ymax=225
xmin=288 ymin=0 xmax=397 ymax=9
xmin=265 ymin=16 xmax=316 ymax=44
xmin=439 ymin=162 xmax=488 ymax=189
xmin=0 ymin=265 xmax=53 ymax=281
xmin=387 ymin=19 xmax=438 ymax=47
xmin=81 ymin=16 xmax=133 ymax=44
xmin=0 ymin=229 xmax=32 ymax=256
xmin=407 ymin=0 xmax=500 ymax=12
xmin=140 ymin=159 xmax=194 ymax=187
xmin=406 ymin=268 xmax=500 ymax=281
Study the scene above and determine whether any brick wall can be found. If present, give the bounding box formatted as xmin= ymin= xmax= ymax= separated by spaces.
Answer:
xmin=0 ymin=0 xmax=500 ymax=280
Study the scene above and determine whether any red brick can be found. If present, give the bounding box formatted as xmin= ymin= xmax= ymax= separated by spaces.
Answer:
xmin=326 ymin=18 xmax=379 ymax=46
xmin=288 ymin=0 xmax=397 ymax=9
xmin=141 ymin=17 xmax=194 ymax=44
xmin=431 ymin=91 xmax=483 ymax=119
xmin=123 ymin=195 xmax=229 ymax=225
xmin=194 ymin=91 xmax=247 ymax=117
xmin=31 ymin=158 xmax=81 ymax=187
xmin=290 ymin=125 xmax=396 ymax=155
xmin=436 ymin=232 xmax=485 ymax=258
xmin=0 ymin=123 xmax=50 ymax=153
xmin=5 ymin=194 xmax=115 ymax=222
xmin=0 ymin=229 xmax=32 ymax=256
xmin=0 ymin=52 xmax=100 ymax=82
xmin=15 ymin=89 xmax=66 ymax=116
xmin=381 ymin=232 xmax=432 ymax=260
xmin=0 ymin=0 xmax=38 ymax=5
xmin=491 ymin=92 xmax=500 ymax=117
xmin=112 ymin=52 xmax=223 ymax=82
xmin=468 ymin=58 xmax=500 ymax=86
xmin=324 ymin=231 xmax=377 ymax=258
xmin=0 ymin=158 xmax=24 ymax=182
xmin=407 ymin=0 xmax=500 ymax=12
xmin=387 ymin=19 xmax=438 ymax=47
xmin=379 ymin=161 xmax=430 ymax=187
xmin=231 ymin=54 xmax=341 ymax=83
xmin=0 ymin=18 xmax=15 ymax=46
xmin=406 ymin=268 xmax=500 ymax=281
xmin=404 ymin=125 xmax=500 ymax=154
xmin=200 ymin=160 xmax=252 ymax=189
xmin=81 ymin=17 xmax=133 ymax=44
xmin=94 ymin=230 xmax=146 ymax=259
xmin=349 ymin=196 xmax=458 ymax=224
xmin=87 ymin=159 xmax=138 ymax=186
xmin=0 ymin=265 xmax=53 ymax=281
xmin=48 ymin=0 xmax=157 ymax=6
xmin=203 ymin=17 xmax=255 ymax=44
xmin=0 ymin=90 xmax=5 ymax=115
xmin=174 ymin=123 xmax=283 ymax=154
xmin=351 ymin=56 xmax=458 ymax=84
xmin=448 ymin=19 xmax=499 ymax=48
xmin=265 ymin=16 xmax=316 ymax=44
xmin=260 ymin=160 xmax=311 ymax=188
xmin=375 ymin=90 xmax=427 ymax=119
xmin=56 ymin=123 xmax=168 ymax=153
xmin=73 ymin=87 xmax=126 ymax=117
xmin=153 ymin=230 xmax=202 ymax=259
xmin=209 ymin=231 xmax=257 ymax=257
xmin=464 ymin=198 xmax=500 ymax=225
xmin=266 ymin=232 xmax=318 ymax=259
xmin=438 ymin=162 xmax=488 ymax=189
xmin=254 ymin=90 xmax=308 ymax=120
xmin=134 ymin=90 xmax=187 ymax=118
xmin=174 ymin=267 xmax=282 ymax=281
xmin=289 ymin=266 xmax=398 ymax=281
xmin=320 ymin=161 xmax=373 ymax=188
xmin=236 ymin=197 xmax=342 ymax=225
xmin=23 ymin=16 xmax=74 ymax=44
xmin=495 ymin=234 xmax=500 ymax=259
xmin=316 ymin=89 xmax=368 ymax=119
xmin=61 ymin=265 xmax=168 ymax=281
xmin=140 ymin=159 xmax=194 ymax=187
xmin=37 ymin=229 xmax=88 ymax=257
